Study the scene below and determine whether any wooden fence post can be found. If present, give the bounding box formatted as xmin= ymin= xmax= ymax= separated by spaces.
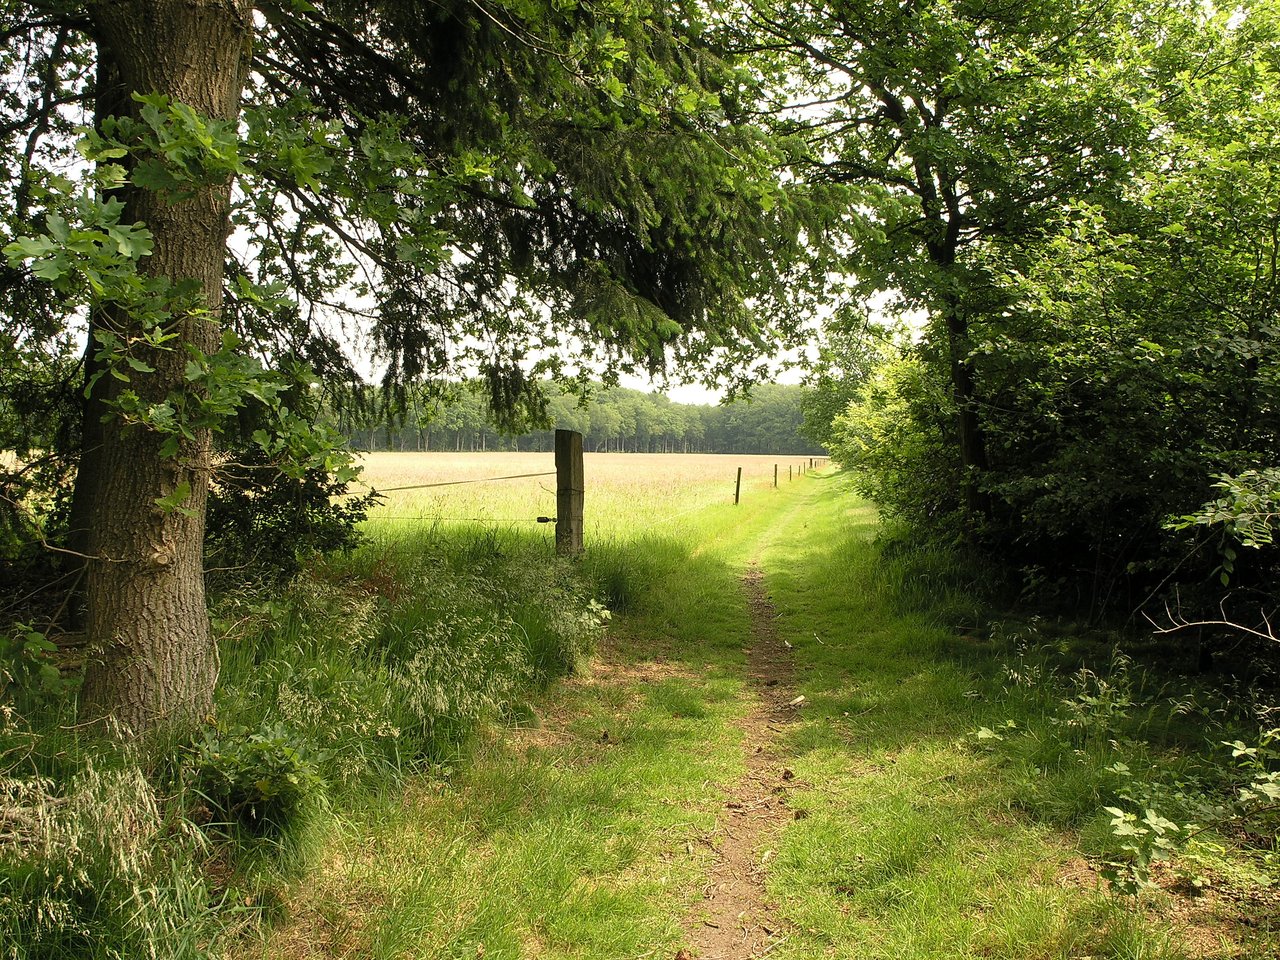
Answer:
xmin=789 ymin=465 xmax=792 ymax=482
xmin=555 ymin=429 xmax=584 ymax=556
xmin=734 ymin=466 xmax=742 ymax=505
xmin=774 ymin=464 xmax=778 ymax=488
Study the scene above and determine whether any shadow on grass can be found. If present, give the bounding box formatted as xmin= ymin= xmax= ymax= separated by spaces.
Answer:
xmin=283 ymin=523 xmax=765 ymax=960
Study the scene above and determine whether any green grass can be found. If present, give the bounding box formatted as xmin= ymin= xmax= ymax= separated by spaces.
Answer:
xmin=233 ymin=475 xmax=814 ymax=958
xmin=239 ymin=468 xmax=1265 ymax=958
xmin=8 ymin=464 xmax=1272 ymax=958
xmin=753 ymin=473 xmax=1266 ymax=959
xmin=242 ymin=470 xmax=1186 ymax=958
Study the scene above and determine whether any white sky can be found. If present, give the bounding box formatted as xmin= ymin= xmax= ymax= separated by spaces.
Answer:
xmin=617 ymin=363 xmax=806 ymax=406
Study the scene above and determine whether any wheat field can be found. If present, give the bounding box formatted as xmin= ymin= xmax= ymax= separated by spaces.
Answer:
xmin=356 ymin=451 xmax=822 ymax=540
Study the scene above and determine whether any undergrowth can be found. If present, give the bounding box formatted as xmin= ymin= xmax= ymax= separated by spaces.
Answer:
xmin=967 ymin=620 xmax=1279 ymax=898
xmin=875 ymin=535 xmax=1280 ymax=905
xmin=0 ymin=526 xmax=607 ymax=958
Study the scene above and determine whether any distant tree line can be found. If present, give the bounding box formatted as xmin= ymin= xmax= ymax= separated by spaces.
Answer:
xmin=335 ymin=382 xmax=825 ymax=456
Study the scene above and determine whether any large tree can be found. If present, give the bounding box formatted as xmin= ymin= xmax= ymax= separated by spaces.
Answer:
xmin=805 ymin=0 xmax=1280 ymax=612
xmin=727 ymin=0 xmax=1160 ymax=514
xmin=2 ymin=0 xmax=820 ymax=731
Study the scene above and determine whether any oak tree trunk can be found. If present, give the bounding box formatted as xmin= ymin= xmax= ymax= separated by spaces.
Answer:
xmin=78 ymin=0 xmax=253 ymax=734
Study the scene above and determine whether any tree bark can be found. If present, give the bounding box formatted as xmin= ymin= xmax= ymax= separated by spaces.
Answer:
xmin=78 ymin=0 xmax=253 ymax=734
xmin=942 ymin=299 xmax=991 ymax=516
xmin=928 ymin=234 xmax=991 ymax=519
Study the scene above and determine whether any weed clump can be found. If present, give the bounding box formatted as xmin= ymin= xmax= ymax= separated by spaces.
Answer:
xmin=967 ymin=622 xmax=1279 ymax=897
xmin=190 ymin=721 xmax=324 ymax=838
xmin=0 ymin=719 xmax=212 ymax=960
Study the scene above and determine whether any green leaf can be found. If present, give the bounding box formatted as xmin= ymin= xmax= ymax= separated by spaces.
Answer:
xmin=154 ymin=480 xmax=194 ymax=515
xmin=132 ymin=158 xmax=184 ymax=192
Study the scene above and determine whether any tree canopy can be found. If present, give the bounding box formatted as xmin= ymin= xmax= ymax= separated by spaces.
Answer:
xmin=807 ymin=0 xmax=1280 ymax=623
xmin=0 ymin=0 xmax=828 ymax=729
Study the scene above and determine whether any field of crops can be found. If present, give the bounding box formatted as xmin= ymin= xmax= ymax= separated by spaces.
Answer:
xmin=357 ymin=451 xmax=823 ymax=540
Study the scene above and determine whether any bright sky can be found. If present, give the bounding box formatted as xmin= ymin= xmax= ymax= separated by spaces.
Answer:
xmin=617 ymin=352 xmax=809 ymax=405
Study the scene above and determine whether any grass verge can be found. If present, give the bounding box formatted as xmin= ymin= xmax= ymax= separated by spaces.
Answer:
xmin=758 ymin=472 xmax=1277 ymax=959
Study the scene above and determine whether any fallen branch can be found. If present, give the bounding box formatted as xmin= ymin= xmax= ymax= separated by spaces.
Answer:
xmin=1145 ymin=595 xmax=1277 ymax=644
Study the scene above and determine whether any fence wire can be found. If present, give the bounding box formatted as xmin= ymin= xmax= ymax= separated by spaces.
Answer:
xmin=372 ymin=515 xmax=554 ymax=524
xmin=370 ymin=471 xmax=555 ymax=493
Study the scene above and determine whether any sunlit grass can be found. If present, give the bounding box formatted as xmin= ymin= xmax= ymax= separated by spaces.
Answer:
xmin=228 ymin=465 xmax=1248 ymax=959
xmin=235 ymin=462 xmax=810 ymax=960
xmin=356 ymin=451 xmax=820 ymax=541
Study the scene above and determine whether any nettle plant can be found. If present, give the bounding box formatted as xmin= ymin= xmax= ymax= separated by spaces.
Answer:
xmin=1227 ymin=728 xmax=1280 ymax=815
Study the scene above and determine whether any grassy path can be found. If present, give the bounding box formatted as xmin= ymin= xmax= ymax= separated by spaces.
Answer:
xmin=247 ymin=472 xmax=1191 ymax=960
xmin=751 ymin=478 xmax=1158 ymax=960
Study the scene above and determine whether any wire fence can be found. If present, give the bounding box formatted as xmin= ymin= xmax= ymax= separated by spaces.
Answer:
xmin=373 ymin=515 xmax=555 ymax=524
xmin=364 ymin=468 xmax=559 ymax=526
xmin=365 ymin=469 xmax=703 ymax=532
xmin=369 ymin=471 xmax=555 ymax=494
xmin=4 ymin=457 xmax=830 ymax=615
xmin=364 ymin=459 xmax=830 ymax=532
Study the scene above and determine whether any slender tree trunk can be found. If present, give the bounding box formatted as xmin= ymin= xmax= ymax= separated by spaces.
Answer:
xmin=943 ymin=303 xmax=989 ymax=460
xmin=929 ymin=243 xmax=991 ymax=519
xmin=939 ymin=298 xmax=991 ymax=518
xmin=78 ymin=0 xmax=253 ymax=733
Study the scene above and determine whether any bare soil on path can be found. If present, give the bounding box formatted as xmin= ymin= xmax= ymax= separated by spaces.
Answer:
xmin=678 ymin=566 xmax=801 ymax=960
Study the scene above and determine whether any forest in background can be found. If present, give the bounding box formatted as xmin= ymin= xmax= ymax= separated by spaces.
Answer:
xmin=338 ymin=382 xmax=825 ymax=455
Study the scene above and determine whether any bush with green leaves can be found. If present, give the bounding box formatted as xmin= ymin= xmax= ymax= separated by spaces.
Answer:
xmin=205 ymin=441 xmax=381 ymax=583
xmin=828 ymin=350 xmax=964 ymax=532
xmin=0 ymin=625 xmax=73 ymax=714
xmin=190 ymin=721 xmax=324 ymax=838
xmin=812 ymin=10 xmax=1280 ymax=624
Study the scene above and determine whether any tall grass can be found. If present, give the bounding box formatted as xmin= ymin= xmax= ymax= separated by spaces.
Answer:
xmin=2 ymin=514 xmax=610 ymax=958
xmin=0 ymin=715 xmax=217 ymax=960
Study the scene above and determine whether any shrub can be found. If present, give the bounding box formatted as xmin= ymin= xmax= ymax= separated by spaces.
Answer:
xmin=205 ymin=443 xmax=380 ymax=582
xmin=190 ymin=721 xmax=324 ymax=838
xmin=829 ymin=351 xmax=965 ymax=534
